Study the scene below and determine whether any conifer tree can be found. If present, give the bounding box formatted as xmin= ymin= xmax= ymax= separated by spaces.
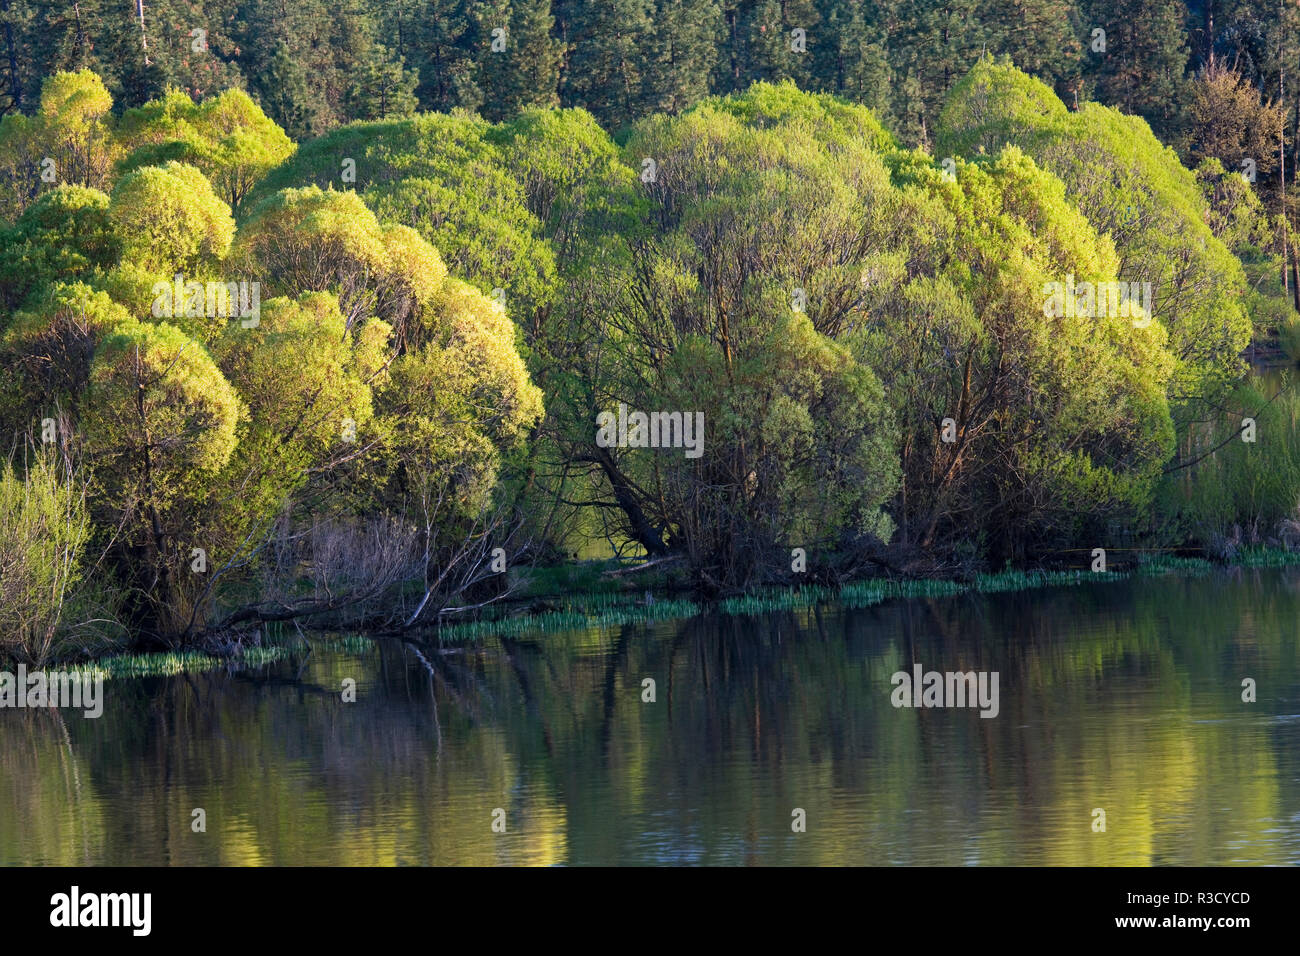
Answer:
xmin=409 ymin=0 xmax=482 ymax=112
xmin=0 ymin=0 xmax=32 ymax=115
xmin=734 ymin=0 xmax=819 ymax=89
xmin=559 ymin=0 xmax=650 ymax=130
xmin=888 ymin=0 xmax=986 ymax=145
xmin=811 ymin=0 xmax=890 ymax=113
xmin=474 ymin=0 xmax=562 ymax=122
xmin=233 ymin=0 xmax=377 ymax=136
xmin=257 ymin=42 xmax=320 ymax=140
xmin=346 ymin=45 xmax=420 ymax=121
xmin=640 ymin=0 xmax=723 ymax=116
xmin=1081 ymin=0 xmax=1190 ymax=139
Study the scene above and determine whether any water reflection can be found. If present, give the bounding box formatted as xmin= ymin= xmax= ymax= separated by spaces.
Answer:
xmin=3 ymin=568 xmax=1298 ymax=865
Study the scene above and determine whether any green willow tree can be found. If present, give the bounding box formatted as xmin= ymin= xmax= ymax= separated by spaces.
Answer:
xmin=938 ymin=57 xmax=1253 ymax=418
xmin=570 ymin=85 xmax=904 ymax=584
xmin=244 ymin=112 xmax=557 ymax=323
xmin=115 ymin=88 xmax=296 ymax=212
xmin=2 ymin=57 xmax=1296 ymax=649
xmin=108 ymin=161 xmax=235 ymax=277
xmin=0 ymin=184 xmax=120 ymax=312
xmin=230 ymin=186 xmax=544 ymax=622
xmin=0 ymin=69 xmax=117 ymax=222
xmin=859 ymin=147 xmax=1175 ymax=559
xmin=0 ymin=84 xmax=544 ymax=641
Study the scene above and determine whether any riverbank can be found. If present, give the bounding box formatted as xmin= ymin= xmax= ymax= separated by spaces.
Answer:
xmin=20 ymin=547 xmax=1300 ymax=680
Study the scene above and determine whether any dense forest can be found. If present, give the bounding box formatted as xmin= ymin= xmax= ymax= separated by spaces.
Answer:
xmin=2 ymin=0 xmax=1300 ymax=663
xmin=2 ymin=3 xmax=1297 ymax=171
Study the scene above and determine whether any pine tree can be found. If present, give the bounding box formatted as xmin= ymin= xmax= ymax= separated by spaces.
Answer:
xmin=811 ymin=0 xmax=890 ymax=112
xmin=124 ymin=0 xmax=247 ymax=103
xmin=103 ymin=0 xmax=169 ymax=108
xmin=25 ymin=0 xmax=116 ymax=100
xmin=20 ymin=1 xmax=247 ymax=111
xmin=346 ymin=44 xmax=420 ymax=121
xmin=474 ymin=0 xmax=562 ymax=122
xmin=641 ymin=0 xmax=724 ymax=116
xmin=233 ymin=0 xmax=379 ymax=136
xmin=736 ymin=0 xmax=820 ymax=89
xmin=0 ymin=0 xmax=32 ymax=115
xmin=718 ymin=0 xmax=747 ymax=91
xmin=1082 ymin=0 xmax=1190 ymax=139
xmin=410 ymin=0 xmax=482 ymax=112
xmin=258 ymin=41 xmax=321 ymax=140
xmin=983 ymin=0 xmax=1083 ymax=100
xmin=560 ymin=0 xmax=651 ymax=129
xmin=880 ymin=0 xmax=988 ymax=146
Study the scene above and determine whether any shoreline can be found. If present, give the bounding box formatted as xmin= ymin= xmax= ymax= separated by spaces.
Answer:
xmin=14 ymin=548 xmax=1300 ymax=681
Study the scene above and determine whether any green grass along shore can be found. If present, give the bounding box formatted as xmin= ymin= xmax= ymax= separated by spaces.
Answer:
xmin=21 ymin=549 xmax=1300 ymax=681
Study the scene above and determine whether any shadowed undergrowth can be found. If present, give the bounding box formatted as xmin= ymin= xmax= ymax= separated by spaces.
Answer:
xmin=30 ymin=549 xmax=1300 ymax=679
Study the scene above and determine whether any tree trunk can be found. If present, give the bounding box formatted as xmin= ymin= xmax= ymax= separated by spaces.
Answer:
xmin=591 ymin=446 xmax=668 ymax=556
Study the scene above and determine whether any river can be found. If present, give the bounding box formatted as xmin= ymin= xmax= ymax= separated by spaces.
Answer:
xmin=3 ymin=567 xmax=1298 ymax=865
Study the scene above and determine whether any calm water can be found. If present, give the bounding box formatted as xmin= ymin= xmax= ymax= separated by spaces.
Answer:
xmin=3 ymin=568 xmax=1299 ymax=866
